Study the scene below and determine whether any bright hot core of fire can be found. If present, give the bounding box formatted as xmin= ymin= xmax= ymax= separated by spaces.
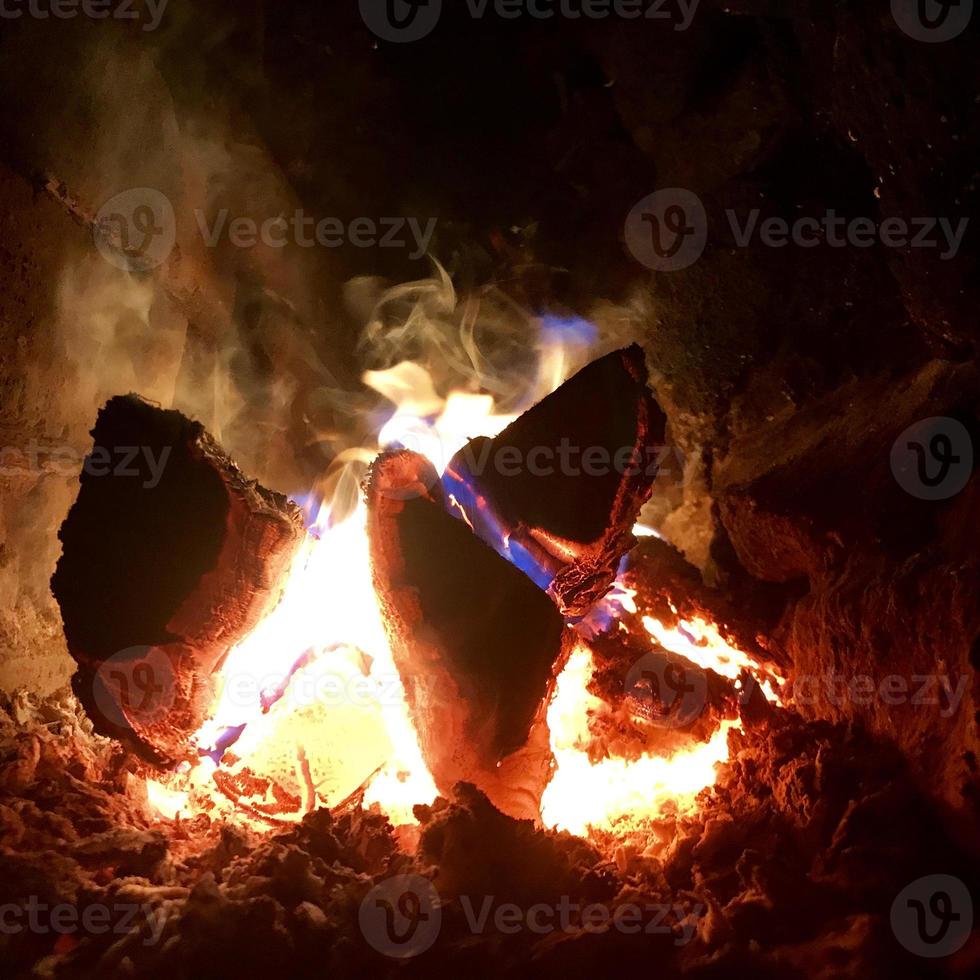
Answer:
xmin=148 ymin=322 xmax=782 ymax=840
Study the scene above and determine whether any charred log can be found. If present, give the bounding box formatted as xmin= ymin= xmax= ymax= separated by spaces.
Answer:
xmin=623 ymin=536 xmax=785 ymax=674
xmin=51 ymin=395 xmax=305 ymax=766
xmin=444 ymin=345 xmax=667 ymax=616
xmin=366 ymin=449 xmax=573 ymax=820
xmin=581 ymin=536 xmax=781 ymax=759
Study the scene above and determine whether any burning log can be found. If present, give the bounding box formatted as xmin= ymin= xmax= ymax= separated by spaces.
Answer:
xmin=444 ymin=345 xmax=667 ymax=616
xmin=51 ymin=395 xmax=305 ymax=766
xmin=585 ymin=536 xmax=782 ymax=757
xmin=623 ymin=536 xmax=782 ymax=673
xmin=367 ymin=450 xmax=573 ymax=820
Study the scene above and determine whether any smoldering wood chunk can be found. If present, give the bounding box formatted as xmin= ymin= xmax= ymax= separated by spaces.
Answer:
xmin=51 ymin=395 xmax=304 ymax=766
xmin=444 ymin=344 xmax=667 ymax=616
xmin=582 ymin=536 xmax=781 ymax=758
xmin=624 ymin=537 xmax=781 ymax=670
xmin=367 ymin=449 xmax=571 ymax=820
xmin=586 ymin=626 xmax=771 ymax=762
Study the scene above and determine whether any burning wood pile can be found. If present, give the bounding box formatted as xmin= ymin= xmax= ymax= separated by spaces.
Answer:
xmin=0 ymin=345 xmax=974 ymax=978
xmin=46 ymin=346 xmax=782 ymax=829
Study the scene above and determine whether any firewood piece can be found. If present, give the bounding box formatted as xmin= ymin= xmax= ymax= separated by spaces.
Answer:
xmin=586 ymin=626 xmax=771 ymax=761
xmin=444 ymin=344 xmax=667 ymax=616
xmin=623 ymin=537 xmax=781 ymax=674
xmin=583 ymin=536 xmax=782 ymax=755
xmin=51 ymin=395 xmax=305 ymax=766
xmin=367 ymin=449 xmax=572 ymax=820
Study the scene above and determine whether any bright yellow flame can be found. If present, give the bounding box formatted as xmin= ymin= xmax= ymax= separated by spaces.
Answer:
xmin=643 ymin=613 xmax=781 ymax=701
xmin=145 ymin=778 xmax=189 ymax=821
xmin=540 ymin=645 xmax=738 ymax=837
xmin=184 ymin=359 xmax=524 ymax=827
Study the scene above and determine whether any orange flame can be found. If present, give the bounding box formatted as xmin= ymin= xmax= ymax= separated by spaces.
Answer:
xmin=540 ymin=644 xmax=738 ymax=837
xmin=145 ymin=321 xmax=775 ymax=843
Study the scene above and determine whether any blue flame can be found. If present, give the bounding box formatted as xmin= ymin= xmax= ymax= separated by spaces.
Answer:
xmin=290 ymin=492 xmax=323 ymax=532
xmin=539 ymin=314 xmax=598 ymax=348
xmin=442 ymin=464 xmax=556 ymax=593
xmin=574 ymin=554 xmax=633 ymax=638
xmin=199 ymin=724 xmax=247 ymax=765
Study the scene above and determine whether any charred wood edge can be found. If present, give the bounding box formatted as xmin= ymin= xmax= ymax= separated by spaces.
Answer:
xmin=548 ymin=344 xmax=665 ymax=613
xmin=59 ymin=395 xmax=305 ymax=768
xmin=445 ymin=345 xmax=666 ymax=617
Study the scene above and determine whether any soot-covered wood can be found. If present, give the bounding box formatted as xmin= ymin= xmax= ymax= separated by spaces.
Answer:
xmin=445 ymin=344 xmax=667 ymax=615
xmin=366 ymin=449 xmax=571 ymax=820
xmin=52 ymin=395 xmax=304 ymax=766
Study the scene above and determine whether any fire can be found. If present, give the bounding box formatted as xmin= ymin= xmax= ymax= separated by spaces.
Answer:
xmin=182 ymin=314 xmax=585 ymax=823
xmin=541 ymin=645 xmax=738 ymax=837
xmin=644 ymin=612 xmax=782 ymax=703
xmin=193 ymin=499 xmax=437 ymax=826
xmin=147 ymin=310 xmax=772 ymax=844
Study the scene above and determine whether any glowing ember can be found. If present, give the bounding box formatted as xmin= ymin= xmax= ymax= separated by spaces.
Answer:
xmin=541 ymin=645 xmax=738 ymax=837
xmin=644 ymin=612 xmax=782 ymax=702
xmin=145 ymin=777 xmax=190 ymax=821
